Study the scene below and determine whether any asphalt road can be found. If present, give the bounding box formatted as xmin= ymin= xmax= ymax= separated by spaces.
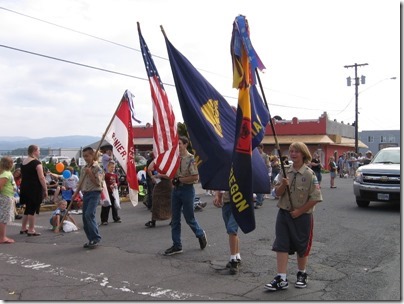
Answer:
xmin=0 ymin=174 xmax=400 ymax=301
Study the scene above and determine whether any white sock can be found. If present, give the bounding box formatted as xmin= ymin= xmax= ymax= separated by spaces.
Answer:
xmin=236 ymin=253 xmax=241 ymax=260
xmin=298 ymin=269 xmax=306 ymax=273
xmin=230 ymin=254 xmax=237 ymax=261
xmin=278 ymin=273 xmax=287 ymax=281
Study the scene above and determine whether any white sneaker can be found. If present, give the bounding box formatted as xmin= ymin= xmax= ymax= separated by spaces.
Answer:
xmin=70 ymin=210 xmax=78 ymax=214
xmin=76 ymin=210 xmax=83 ymax=214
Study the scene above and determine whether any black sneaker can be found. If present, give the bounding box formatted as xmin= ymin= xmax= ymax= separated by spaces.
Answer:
xmin=199 ymin=202 xmax=207 ymax=208
xmin=229 ymin=259 xmax=240 ymax=275
xmin=265 ymin=275 xmax=289 ymax=291
xmin=198 ymin=231 xmax=207 ymax=249
xmin=83 ymin=240 xmax=99 ymax=249
xmin=295 ymin=271 xmax=308 ymax=288
xmin=145 ymin=220 xmax=156 ymax=228
xmin=226 ymin=258 xmax=241 ymax=268
xmin=164 ymin=246 xmax=183 ymax=256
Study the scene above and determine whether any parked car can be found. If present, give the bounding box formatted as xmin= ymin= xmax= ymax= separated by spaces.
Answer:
xmin=41 ymin=155 xmax=71 ymax=165
xmin=353 ymin=147 xmax=400 ymax=207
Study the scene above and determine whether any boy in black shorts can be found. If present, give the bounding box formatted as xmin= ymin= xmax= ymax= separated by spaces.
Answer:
xmin=265 ymin=142 xmax=322 ymax=291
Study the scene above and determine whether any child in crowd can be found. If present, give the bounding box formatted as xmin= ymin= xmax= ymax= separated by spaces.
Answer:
xmin=51 ymin=166 xmax=82 ymax=213
xmin=13 ymin=168 xmax=23 ymax=219
xmin=50 ymin=200 xmax=78 ymax=233
xmin=0 ymin=156 xmax=17 ymax=244
xmin=100 ymin=161 xmax=121 ymax=225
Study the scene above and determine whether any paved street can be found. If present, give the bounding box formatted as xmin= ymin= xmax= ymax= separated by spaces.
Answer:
xmin=0 ymin=174 xmax=400 ymax=301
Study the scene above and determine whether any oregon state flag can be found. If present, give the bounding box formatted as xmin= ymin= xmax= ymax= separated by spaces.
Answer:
xmin=163 ymin=32 xmax=270 ymax=196
xmin=229 ymin=15 xmax=268 ymax=233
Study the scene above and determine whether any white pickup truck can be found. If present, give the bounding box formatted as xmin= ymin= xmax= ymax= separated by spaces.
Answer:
xmin=353 ymin=147 xmax=400 ymax=207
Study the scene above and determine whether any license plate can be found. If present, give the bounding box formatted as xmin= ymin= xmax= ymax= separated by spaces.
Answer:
xmin=377 ymin=193 xmax=390 ymax=200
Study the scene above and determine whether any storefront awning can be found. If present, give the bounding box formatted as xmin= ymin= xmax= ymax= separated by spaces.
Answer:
xmin=261 ymin=134 xmax=367 ymax=148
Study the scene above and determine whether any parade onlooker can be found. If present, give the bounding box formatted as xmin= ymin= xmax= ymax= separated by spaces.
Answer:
xmin=20 ymin=145 xmax=48 ymax=236
xmin=270 ymin=156 xmax=281 ymax=199
xmin=255 ymin=143 xmax=270 ymax=208
xmin=50 ymin=200 xmax=78 ymax=233
xmin=164 ymin=136 xmax=207 ymax=256
xmin=69 ymin=158 xmax=80 ymax=175
xmin=213 ymin=190 xmax=242 ymax=275
xmin=101 ymin=146 xmax=113 ymax=171
xmin=350 ymin=153 xmax=359 ymax=176
xmin=205 ymin=189 xmax=214 ymax=196
xmin=73 ymin=147 xmax=104 ymax=249
xmin=51 ymin=167 xmax=79 ymax=197
xmin=337 ymin=154 xmax=346 ymax=178
xmin=329 ymin=156 xmax=338 ymax=188
xmin=363 ymin=150 xmax=373 ymax=165
xmin=271 ymin=155 xmax=281 ymax=185
xmin=13 ymin=168 xmax=23 ymax=219
xmin=145 ymin=161 xmax=173 ymax=228
xmin=44 ymin=167 xmax=60 ymax=202
xmin=145 ymin=159 xmax=172 ymax=228
xmin=14 ymin=158 xmax=22 ymax=170
xmin=0 ymin=156 xmax=16 ymax=244
xmin=265 ymin=142 xmax=322 ymax=291
xmin=100 ymin=161 xmax=121 ymax=225
xmin=310 ymin=152 xmax=322 ymax=188
xmin=13 ymin=168 xmax=22 ymax=188
xmin=145 ymin=153 xmax=155 ymax=210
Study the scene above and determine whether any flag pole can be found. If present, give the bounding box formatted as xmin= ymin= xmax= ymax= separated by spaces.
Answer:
xmin=255 ymin=69 xmax=294 ymax=210
xmin=57 ymin=95 xmax=125 ymax=230
xmin=160 ymin=25 xmax=167 ymax=38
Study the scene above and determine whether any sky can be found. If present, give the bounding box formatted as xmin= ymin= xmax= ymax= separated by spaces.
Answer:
xmin=0 ymin=0 xmax=401 ymax=139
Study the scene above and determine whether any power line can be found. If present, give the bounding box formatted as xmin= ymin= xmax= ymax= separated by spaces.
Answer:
xmin=0 ymin=44 xmax=156 ymax=83
xmin=0 ymin=7 xmax=149 ymax=57
xmin=0 ymin=43 xmax=339 ymax=113
xmin=0 ymin=6 xmax=340 ymax=113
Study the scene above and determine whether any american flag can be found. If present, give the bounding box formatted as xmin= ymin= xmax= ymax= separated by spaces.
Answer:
xmin=138 ymin=23 xmax=180 ymax=179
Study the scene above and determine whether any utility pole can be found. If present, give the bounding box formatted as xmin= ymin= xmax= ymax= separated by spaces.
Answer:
xmin=344 ymin=63 xmax=368 ymax=154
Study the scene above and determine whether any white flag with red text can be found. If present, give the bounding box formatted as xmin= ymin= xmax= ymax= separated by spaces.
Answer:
xmin=106 ymin=90 xmax=139 ymax=206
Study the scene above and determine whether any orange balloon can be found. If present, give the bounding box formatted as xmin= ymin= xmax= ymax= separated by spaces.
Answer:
xmin=55 ymin=162 xmax=64 ymax=173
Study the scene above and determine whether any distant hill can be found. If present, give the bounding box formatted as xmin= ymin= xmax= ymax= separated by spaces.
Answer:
xmin=0 ymin=135 xmax=101 ymax=152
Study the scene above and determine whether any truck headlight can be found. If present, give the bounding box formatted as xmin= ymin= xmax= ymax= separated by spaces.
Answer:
xmin=354 ymin=171 xmax=363 ymax=183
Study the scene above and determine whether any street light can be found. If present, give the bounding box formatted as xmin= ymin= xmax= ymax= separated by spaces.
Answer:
xmin=344 ymin=63 xmax=368 ymax=154
xmin=359 ymin=77 xmax=397 ymax=95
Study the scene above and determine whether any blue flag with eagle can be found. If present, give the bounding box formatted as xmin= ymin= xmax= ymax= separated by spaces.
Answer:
xmin=163 ymin=33 xmax=270 ymax=199
xmin=229 ymin=15 xmax=269 ymax=233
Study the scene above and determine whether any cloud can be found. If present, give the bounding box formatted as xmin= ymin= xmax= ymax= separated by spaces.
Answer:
xmin=0 ymin=0 xmax=400 ymax=138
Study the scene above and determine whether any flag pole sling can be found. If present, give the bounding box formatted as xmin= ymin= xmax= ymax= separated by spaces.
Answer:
xmin=58 ymin=97 xmax=124 ymax=230
xmin=255 ymin=69 xmax=294 ymax=210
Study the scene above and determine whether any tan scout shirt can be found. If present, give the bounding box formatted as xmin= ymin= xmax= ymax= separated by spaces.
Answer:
xmin=175 ymin=151 xmax=198 ymax=183
xmin=275 ymin=164 xmax=322 ymax=213
xmin=80 ymin=162 xmax=104 ymax=192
